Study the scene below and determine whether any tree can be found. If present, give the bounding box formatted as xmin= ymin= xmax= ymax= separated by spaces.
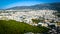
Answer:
xmin=32 ymin=19 xmax=40 ymax=24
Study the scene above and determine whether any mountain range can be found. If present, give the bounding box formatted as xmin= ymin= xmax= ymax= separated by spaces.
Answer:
xmin=6 ymin=3 xmax=60 ymax=11
xmin=6 ymin=2 xmax=60 ymax=17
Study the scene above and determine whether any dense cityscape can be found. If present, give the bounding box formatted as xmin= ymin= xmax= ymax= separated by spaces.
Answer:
xmin=0 ymin=9 xmax=60 ymax=34
xmin=0 ymin=0 xmax=60 ymax=34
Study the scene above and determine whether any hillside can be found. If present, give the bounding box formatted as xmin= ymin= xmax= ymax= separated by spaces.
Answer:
xmin=0 ymin=20 xmax=49 ymax=34
xmin=5 ymin=3 xmax=60 ymax=17
xmin=6 ymin=3 xmax=60 ymax=11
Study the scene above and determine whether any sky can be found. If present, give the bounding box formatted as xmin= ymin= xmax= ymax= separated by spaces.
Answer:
xmin=0 ymin=0 xmax=60 ymax=9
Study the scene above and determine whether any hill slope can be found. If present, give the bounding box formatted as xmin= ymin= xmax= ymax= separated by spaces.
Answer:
xmin=0 ymin=20 xmax=49 ymax=34
xmin=6 ymin=3 xmax=60 ymax=11
xmin=6 ymin=3 xmax=60 ymax=17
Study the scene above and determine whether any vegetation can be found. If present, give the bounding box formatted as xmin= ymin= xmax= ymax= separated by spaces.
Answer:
xmin=57 ymin=22 xmax=60 ymax=25
xmin=32 ymin=18 xmax=44 ymax=24
xmin=32 ymin=19 xmax=41 ymax=24
xmin=0 ymin=20 xmax=49 ymax=34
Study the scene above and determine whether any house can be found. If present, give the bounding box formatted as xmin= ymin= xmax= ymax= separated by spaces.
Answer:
xmin=37 ymin=22 xmax=57 ymax=27
xmin=38 ymin=22 xmax=48 ymax=27
xmin=24 ymin=19 xmax=33 ymax=25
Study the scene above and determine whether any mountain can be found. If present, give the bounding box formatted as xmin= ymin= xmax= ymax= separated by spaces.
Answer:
xmin=6 ymin=3 xmax=60 ymax=11
xmin=6 ymin=3 xmax=60 ymax=17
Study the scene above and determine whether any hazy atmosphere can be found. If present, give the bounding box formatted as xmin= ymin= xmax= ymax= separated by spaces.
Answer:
xmin=0 ymin=0 xmax=60 ymax=34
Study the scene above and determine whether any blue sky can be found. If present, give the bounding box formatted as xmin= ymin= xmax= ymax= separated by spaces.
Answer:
xmin=0 ymin=0 xmax=60 ymax=9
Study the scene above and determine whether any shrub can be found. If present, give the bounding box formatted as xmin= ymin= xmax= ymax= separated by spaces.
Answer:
xmin=0 ymin=20 xmax=49 ymax=34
